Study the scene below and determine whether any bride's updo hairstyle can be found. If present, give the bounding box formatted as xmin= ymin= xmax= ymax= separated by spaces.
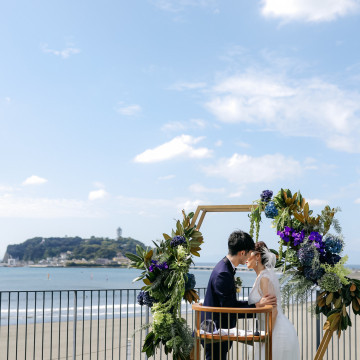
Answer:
xmin=254 ymin=241 xmax=269 ymax=265
xmin=254 ymin=241 xmax=276 ymax=269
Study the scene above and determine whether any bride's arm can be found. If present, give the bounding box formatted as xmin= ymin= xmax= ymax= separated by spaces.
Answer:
xmin=260 ymin=277 xmax=278 ymax=328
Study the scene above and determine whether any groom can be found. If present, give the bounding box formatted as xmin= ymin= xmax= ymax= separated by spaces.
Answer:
xmin=202 ymin=230 xmax=276 ymax=360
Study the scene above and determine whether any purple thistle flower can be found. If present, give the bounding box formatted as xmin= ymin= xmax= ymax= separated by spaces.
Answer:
xmin=260 ymin=190 xmax=273 ymax=203
xmin=170 ymin=235 xmax=186 ymax=247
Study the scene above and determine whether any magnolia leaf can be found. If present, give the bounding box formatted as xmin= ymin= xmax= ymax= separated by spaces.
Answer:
xmin=303 ymin=202 xmax=309 ymax=219
xmin=163 ymin=233 xmax=171 ymax=241
xmin=190 ymin=249 xmax=200 ymax=257
xmin=326 ymin=292 xmax=334 ymax=306
xmin=293 ymin=212 xmax=305 ymax=223
xmin=350 ymin=283 xmax=356 ymax=292
xmin=143 ymin=278 xmax=152 ymax=285
xmin=144 ymin=250 xmax=153 ymax=261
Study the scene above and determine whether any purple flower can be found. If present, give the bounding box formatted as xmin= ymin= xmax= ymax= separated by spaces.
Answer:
xmin=277 ymin=226 xmax=294 ymax=243
xmin=297 ymin=246 xmax=315 ymax=266
xmin=170 ymin=235 xmax=186 ymax=247
xmin=293 ymin=230 xmax=305 ymax=246
xmin=308 ymin=231 xmax=322 ymax=243
xmin=277 ymin=230 xmax=290 ymax=243
xmin=264 ymin=201 xmax=278 ymax=219
xmin=260 ymin=190 xmax=273 ymax=203
xmin=320 ymin=253 xmax=341 ymax=265
xmin=304 ymin=266 xmax=325 ymax=283
xmin=149 ymin=265 xmax=154 ymax=272
xmin=137 ymin=290 xmax=155 ymax=307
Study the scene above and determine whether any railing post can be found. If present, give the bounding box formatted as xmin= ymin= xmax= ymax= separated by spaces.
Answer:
xmin=73 ymin=291 xmax=77 ymax=360
xmin=144 ymin=305 xmax=149 ymax=360
xmin=316 ymin=290 xmax=321 ymax=350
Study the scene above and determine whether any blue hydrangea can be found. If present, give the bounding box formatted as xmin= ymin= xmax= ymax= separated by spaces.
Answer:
xmin=297 ymin=245 xmax=315 ymax=266
xmin=184 ymin=273 xmax=196 ymax=291
xmin=264 ymin=201 xmax=278 ymax=219
xmin=323 ymin=234 xmax=343 ymax=254
xmin=320 ymin=252 xmax=341 ymax=266
xmin=170 ymin=235 xmax=186 ymax=247
xmin=260 ymin=190 xmax=273 ymax=203
xmin=304 ymin=266 xmax=325 ymax=282
xmin=137 ymin=290 xmax=155 ymax=307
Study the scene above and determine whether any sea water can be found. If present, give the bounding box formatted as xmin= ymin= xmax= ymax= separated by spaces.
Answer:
xmin=0 ymin=265 xmax=257 ymax=325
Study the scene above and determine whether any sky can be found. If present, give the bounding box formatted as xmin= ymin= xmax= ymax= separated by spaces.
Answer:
xmin=1 ymin=0 xmax=360 ymax=264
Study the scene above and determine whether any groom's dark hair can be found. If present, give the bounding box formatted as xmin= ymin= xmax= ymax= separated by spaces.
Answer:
xmin=228 ymin=230 xmax=255 ymax=255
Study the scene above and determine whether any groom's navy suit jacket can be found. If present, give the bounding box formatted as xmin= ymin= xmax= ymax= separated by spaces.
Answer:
xmin=202 ymin=257 xmax=255 ymax=330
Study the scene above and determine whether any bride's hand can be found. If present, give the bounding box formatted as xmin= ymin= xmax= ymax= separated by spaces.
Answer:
xmin=256 ymin=294 xmax=277 ymax=307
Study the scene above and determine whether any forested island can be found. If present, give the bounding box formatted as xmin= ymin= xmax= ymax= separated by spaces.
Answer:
xmin=3 ymin=235 xmax=146 ymax=266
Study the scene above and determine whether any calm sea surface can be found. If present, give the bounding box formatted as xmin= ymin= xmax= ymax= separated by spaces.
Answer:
xmin=0 ymin=265 xmax=257 ymax=291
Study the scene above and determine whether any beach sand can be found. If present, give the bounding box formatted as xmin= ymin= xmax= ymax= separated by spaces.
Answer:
xmin=0 ymin=304 xmax=359 ymax=359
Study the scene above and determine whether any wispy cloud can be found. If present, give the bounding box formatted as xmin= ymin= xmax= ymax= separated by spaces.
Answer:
xmin=41 ymin=43 xmax=81 ymax=59
xmin=158 ymin=174 xmax=176 ymax=180
xmin=0 ymin=195 xmax=102 ymax=218
xmin=161 ymin=118 xmax=206 ymax=132
xmin=117 ymin=194 xmax=205 ymax=215
xmin=261 ymin=0 xmax=360 ymax=22
xmin=115 ymin=102 xmax=142 ymax=116
xmin=22 ymin=175 xmax=48 ymax=186
xmin=355 ymin=198 xmax=360 ymax=204
xmin=307 ymin=198 xmax=329 ymax=207
xmin=149 ymin=0 xmax=218 ymax=12
xmin=88 ymin=189 xmax=108 ymax=201
xmin=169 ymin=81 xmax=207 ymax=91
xmin=189 ymin=183 xmax=225 ymax=194
xmin=134 ymin=134 xmax=212 ymax=163
xmin=202 ymin=153 xmax=302 ymax=185
xmin=206 ymin=71 xmax=360 ymax=153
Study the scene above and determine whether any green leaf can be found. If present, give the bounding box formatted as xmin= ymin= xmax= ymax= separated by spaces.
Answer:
xmin=125 ymin=253 xmax=143 ymax=262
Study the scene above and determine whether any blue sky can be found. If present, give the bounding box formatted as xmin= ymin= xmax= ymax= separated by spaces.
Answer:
xmin=1 ymin=0 xmax=360 ymax=264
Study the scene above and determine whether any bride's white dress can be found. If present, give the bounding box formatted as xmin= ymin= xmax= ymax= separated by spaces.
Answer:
xmin=248 ymin=269 xmax=300 ymax=360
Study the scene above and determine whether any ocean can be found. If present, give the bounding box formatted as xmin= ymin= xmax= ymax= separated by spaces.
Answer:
xmin=0 ymin=265 xmax=258 ymax=291
xmin=0 ymin=265 xmax=257 ymax=325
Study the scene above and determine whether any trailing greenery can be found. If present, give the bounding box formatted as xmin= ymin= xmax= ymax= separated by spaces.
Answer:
xmin=5 ymin=236 xmax=146 ymax=262
xmin=249 ymin=188 xmax=360 ymax=336
xmin=126 ymin=210 xmax=203 ymax=360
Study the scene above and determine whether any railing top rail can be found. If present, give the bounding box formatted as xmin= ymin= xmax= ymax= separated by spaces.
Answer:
xmin=192 ymin=303 xmax=273 ymax=314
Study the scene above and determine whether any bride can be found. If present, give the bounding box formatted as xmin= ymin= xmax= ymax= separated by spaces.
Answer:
xmin=246 ymin=241 xmax=300 ymax=360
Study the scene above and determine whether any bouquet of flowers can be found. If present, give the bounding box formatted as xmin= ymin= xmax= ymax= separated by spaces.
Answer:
xmin=126 ymin=211 xmax=203 ymax=359
xmin=249 ymin=189 xmax=360 ymax=336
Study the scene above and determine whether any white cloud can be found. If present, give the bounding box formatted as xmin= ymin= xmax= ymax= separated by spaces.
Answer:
xmin=170 ymin=82 xmax=207 ymax=91
xmin=206 ymin=72 xmax=360 ymax=153
xmin=0 ymin=195 xmax=101 ymax=218
xmin=117 ymin=194 xmax=205 ymax=215
xmin=228 ymin=190 xmax=244 ymax=198
xmin=355 ymin=198 xmax=360 ymax=204
xmin=116 ymin=103 xmax=142 ymax=116
xmin=88 ymin=189 xmax=108 ymax=201
xmin=215 ymin=140 xmax=222 ymax=147
xmin=203 ymin=153 xmax=301 ymax=185
xmin=150 ymin=0 xmax=217 ymax=12
xmin=41 ymin=44 xmax=80 ymax=59
xmin=189 ymin=183 xmax=225 ymax=193
xmin=307 ymin=198 xmax=329 ymax=207
xmin=161 ymin=118 xmax=206 ymax=132
xmin=23 ymin=175 xmax=48 ymax=186
xmin=134 ymin=134 xmax=212 ymax=163
xmin=261 ymin=0 xmax=360 ymax=22
xmin=158 ymin=174 xmax=176 ymax=180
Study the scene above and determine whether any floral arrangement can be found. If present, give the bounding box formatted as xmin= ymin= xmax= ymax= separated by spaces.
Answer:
xmin=249 ymin=188 xmax=360 ymax=336
xmin=126 ymin=211 xmax=203 ymax=359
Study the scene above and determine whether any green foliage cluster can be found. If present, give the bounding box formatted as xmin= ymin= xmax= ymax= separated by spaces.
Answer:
xmin=5 ymin=236 xmax=146 ymax=262
xmin=126 ymin=211 xmax=203 ymax=360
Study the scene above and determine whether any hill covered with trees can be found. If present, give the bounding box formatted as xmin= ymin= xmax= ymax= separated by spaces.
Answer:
xmin=4 ymin=235 xmax=146 ymax=262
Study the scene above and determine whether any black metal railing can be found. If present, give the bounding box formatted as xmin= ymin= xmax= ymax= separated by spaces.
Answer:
xmin=0 ymin=288 xmax=358 ymax=359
